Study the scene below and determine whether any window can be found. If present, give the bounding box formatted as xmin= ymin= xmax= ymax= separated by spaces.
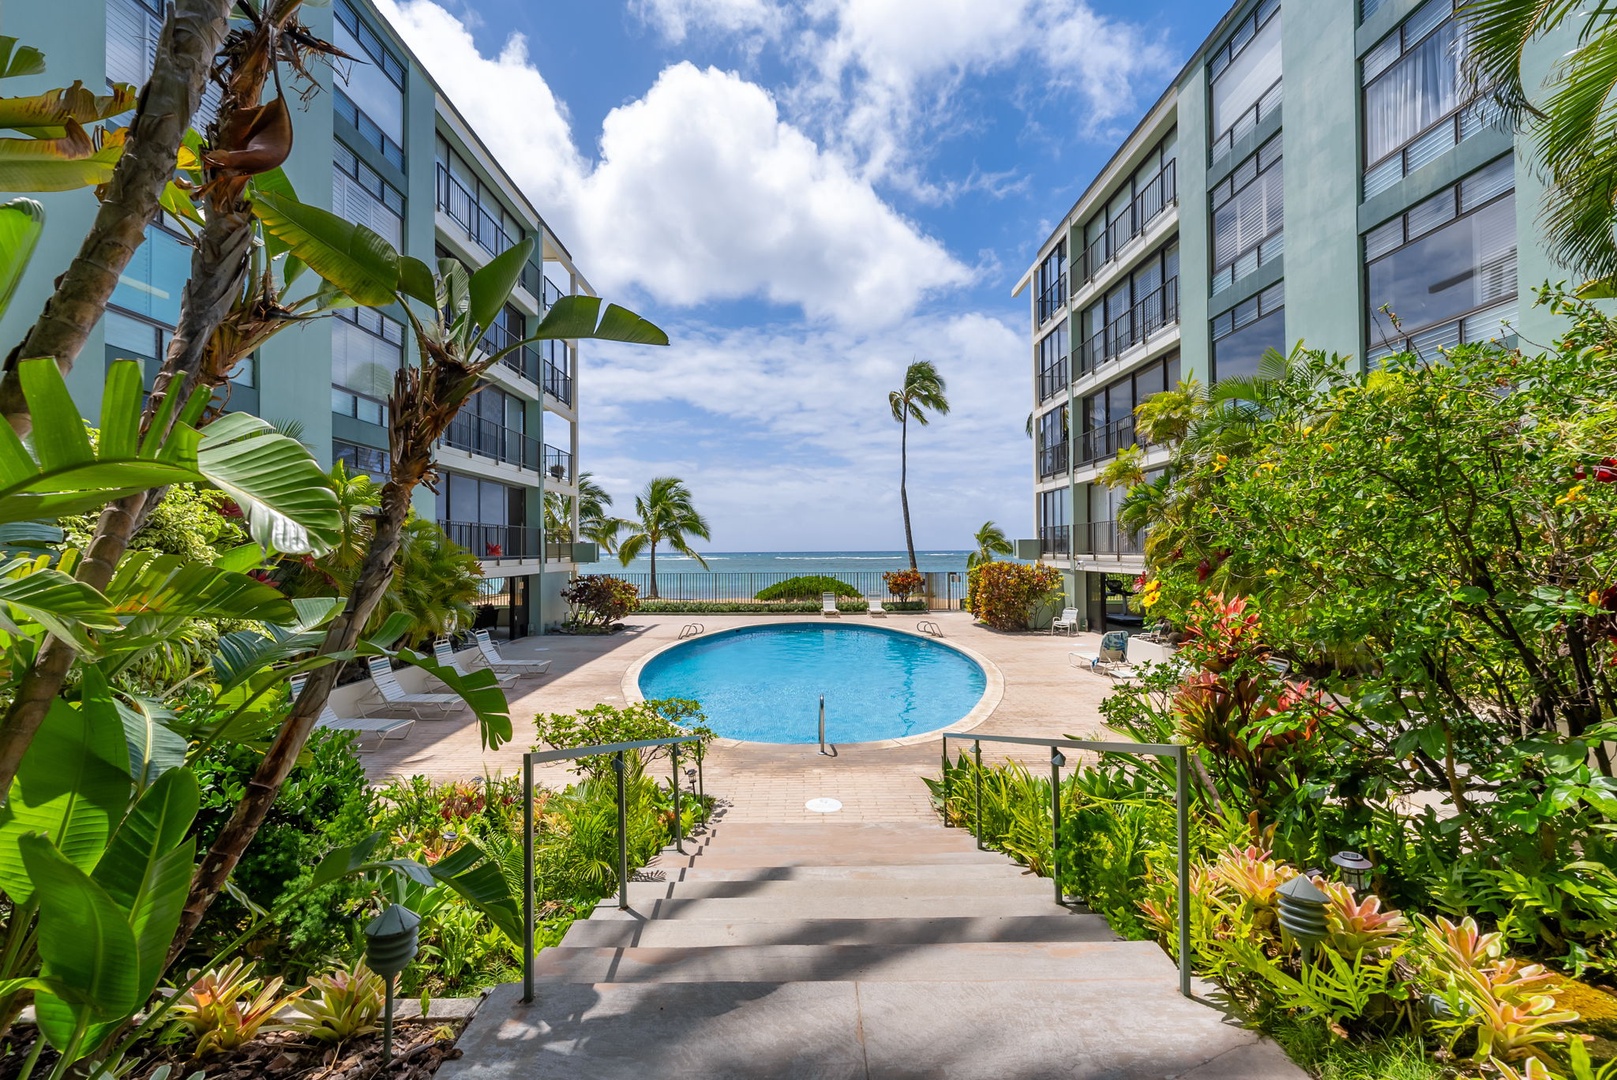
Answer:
xmin=332 ymin=307 xmax=403 ymax=425
xmin=333 ymin=142 xmax=404 ymax=247
xmin=1037 ymin=406 xmax=1069 ymax=480
xmin=441 ymin=472 xmax=525 ymax=527
xmin=107 ymin=0 xmax=220 ymax=124
xmin=1037 ymin=323 xmax=1069 ymax=402
xmin=1038 ymin=489 xmax=1070 ymax=555
xmin=1365 ymin=157 xmax=1516 ymax=359
xmin=1211 ymin=282 xmax=1286 ymax=383
xmin=1360 ymin=0 xmax=1392 ymax=21
xmin=333 ymin=0 xmax=405 ymax=165
xmin=435 ymin=135 xmax=527 ymax=258
xmin=1211 ymin=134 xmax=1283 ymax=294
xmin=1362 ymin=0 xmax=1498 ymax=198
xmin=333 ymin=440 xmax=389 ymax=479
xmin=1080 ymin=353 xmax=1178 ymax=463
xmin=104 ymin=309 xmax=166 ymax=366
xmin=1210 ymin=0 xmax=1282 ymax=161
xmin=1036 ymin=242 xmax=1067 ymax=325
xmin=1076 ymin=243 xmax=1180 ymax=373
xmin=1078 ymin=137 xmax=1178 ymax=279
xmin=111 ymin=223 xmax=189 ymax=327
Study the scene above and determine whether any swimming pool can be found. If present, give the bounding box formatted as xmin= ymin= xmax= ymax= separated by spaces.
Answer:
xmin=635 ymin=624 xmax=990 ymax=744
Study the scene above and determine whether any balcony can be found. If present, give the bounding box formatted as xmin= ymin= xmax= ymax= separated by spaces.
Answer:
xmin=440 ymin=521 xmax=542 ymax=561
xmin=1077 ymin=277 xmax=1180 ymax=376
xmin=1077 ymin=519 xmax=1143 ymax=559
xmin=1080 ymin=415 xmax=1149 ymax=465
xmin=435 ymin=163 xmax=524 ymax=260
xmin=1038 ymin=441 xmax=1069 ymax=481
xmin=543 ymin=359 xmax=573 ymax=405
xmin=1036 ymin=273 xmax=1067 ymax=326
xmin=544 ymin=444 xmax=574 ymax=484
xmin=1037 ymin=358 xmax=1069 ymax=403
xmin=1079 ymin=160 xmax=1178 ymax=283
xmin=1039 ymin=524 xmax=1071 ymax=557
xmin=471 ymin=319 xmax=542 ymax=384
xmin=441 ymin=414 xmax=541 ymax=471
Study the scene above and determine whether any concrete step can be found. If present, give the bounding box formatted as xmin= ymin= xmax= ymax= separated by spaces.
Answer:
xmin=655 ymin=847 xmax=1008 ymax=869
xmin=558 ymin=913 xmax=1114 ymax=950
xmin=529 ymin=939 xmax=1169 ymax=985
xmin=618 ymin=875 xmax=1056 ymax=905
xmin=636 ymin=862 xmax=1034 ymax=883
xmin=590 ymin=892 xmax=1072 ymax=922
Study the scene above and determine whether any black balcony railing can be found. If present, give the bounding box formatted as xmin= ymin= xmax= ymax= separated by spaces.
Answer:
xmin=440 ymin=521 xmax=542 ymax=560
xmin=436 ymin=162 xmax=525 ymax=259
xmin=442 ymin=414 xmax=541 ymax=471
xmin=1038 ymin=441 xmax=1069 ymax=480
xmin=1036 ymin=273 xmax=1067 ymax=325
xmin=1037 ymin=358 xmax=1069 ymax=403
xmin=1077 ymin=277 xmax=1180 ymax=375
xmin=1039 ymin=524 xmax=1071 ymax=556
xmin=1080 ymin=415 xmax=1150 ymax=464
xmin=1078 ymin=519 xmax=1143 ymax=559
xmin=1079 ymin=160 xmax=1178 ymax=282
xmin=544 ymin=444 xmax=574 ymax=484
xmin=543 ymin=360 xmax=573 ymax=405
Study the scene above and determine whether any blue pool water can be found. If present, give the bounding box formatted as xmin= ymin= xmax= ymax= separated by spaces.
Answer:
xmin=637 ymin=624 xmax=988 ymax=744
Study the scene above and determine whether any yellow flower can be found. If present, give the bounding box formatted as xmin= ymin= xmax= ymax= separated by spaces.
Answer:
xmin=1265 ymin=568 xmax=1280 ymax=577
xmin=1591 ymin=590 xmax=1603 ymax=605
xmin=1213 ymin=453 xmax=1229 ymax=472
xmin=1322 ymin=443 xmax=1335 ymax=453
xmin=1302 ymin=426 xmax=1313 ymax=437
xmin=1256 ymin=461 xmax=1278 ymax=473
xmin=1556 ymin=484 xmax=1587 ymax=506
xmin=1141 ymin=592 xmax=1159 ymax=608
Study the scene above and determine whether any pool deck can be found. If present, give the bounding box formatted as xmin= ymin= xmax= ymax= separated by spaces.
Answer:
xmin=363 ymin=612 xmax=1121 ymax=822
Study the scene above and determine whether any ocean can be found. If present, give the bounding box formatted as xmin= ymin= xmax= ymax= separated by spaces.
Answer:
xmin=606 ymin=550 xmax=976 ymax=576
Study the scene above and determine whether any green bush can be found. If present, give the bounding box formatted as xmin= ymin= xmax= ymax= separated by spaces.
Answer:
xmin=753 ymin=575 xmax=863 ymax=601
xmin=969 ymin=561 xmax=1063 ymax=630
xmin=534 ymin=699 xmax=713 ymax=778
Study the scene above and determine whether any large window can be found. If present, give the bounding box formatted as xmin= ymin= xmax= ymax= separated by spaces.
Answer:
xmin=332 ymin=308 xmax=403 ymax=425
xmin=1036 ymin=323 xmax=1069 ymax=402
xmin=1211 ymin=134 xmax=1283 ymax=295
xmin=1362 ymin=0 xmax=1497 ymax=198
xmin=1211 ymin=282 xmax=1285 ymax=383
xmin=1365 ymin=157 xmax=1516 ymax=360
xmin=1038 ymin=489 xmax=1070 ymax=556
xmin=441 ymin=472 xmax=525 ymax=528
xmin=1210 ymin=0 xmax=1282 ymax=162
xmin=334 ymin=0 xmax=405 ymax=167
xmin=333 ymin=142 xmax=404 ymax=247
xmin=435 ymin=135 xmax=528 ymax=259
xmin=1037 ymin=406 xmax=1069 ymax=480
xmin=111 ymin=223 xmax=189 ymax=327
xmin=333 ymin=440 xmax=389 ymax=480
xmin=1036 ymin=242 xmax=1066 ymax=326
xmin=1080 ymin=352 xmax=1179 ymax=463
xmin=106 ymin=0 xmax=219 ymax=124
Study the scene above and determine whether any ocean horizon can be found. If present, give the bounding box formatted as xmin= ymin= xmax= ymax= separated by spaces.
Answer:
xmin=600 ymin=549 xmax=989 ymax=577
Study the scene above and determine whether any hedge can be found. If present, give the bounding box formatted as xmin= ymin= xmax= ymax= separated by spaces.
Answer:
xmin=754 ymin=575 xmax=865 ymax=601
xmin=637 ymin=599 xmax=929 ymax=614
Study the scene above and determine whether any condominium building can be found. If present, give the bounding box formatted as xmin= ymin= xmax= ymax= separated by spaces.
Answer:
xmin=4 ymin=0 xmax=593 ymax=636
xmin=1015 ymin=0 xmax=1561 ymax=632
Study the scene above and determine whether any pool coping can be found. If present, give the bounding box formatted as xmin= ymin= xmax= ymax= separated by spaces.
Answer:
xmin=620 ymin=619 xmax=1006 ymax=750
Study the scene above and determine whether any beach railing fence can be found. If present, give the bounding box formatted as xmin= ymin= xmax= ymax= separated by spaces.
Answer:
xmin=614 ymin=570 xmax=961 ymax=609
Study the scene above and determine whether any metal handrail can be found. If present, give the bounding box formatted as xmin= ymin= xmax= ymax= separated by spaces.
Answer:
xmin=678 ymin=622 xmax=705 ymax=639
xmin=937 ymin=731 xmax=1191 ymax=999
xmin=520 ymin=733 xmax=707 ymax=1003
xmin=916 ymin=620 xmax=942 ymax=637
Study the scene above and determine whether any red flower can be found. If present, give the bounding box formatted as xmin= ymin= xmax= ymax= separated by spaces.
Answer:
xmin=1594 ymin=458 xmax=1617 ymax=483
xmin=485 ymin=543 xmax=503 ymax=557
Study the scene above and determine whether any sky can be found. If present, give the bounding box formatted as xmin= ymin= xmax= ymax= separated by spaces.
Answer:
xmin=373 ymin=0 xmax=1222 ymax=551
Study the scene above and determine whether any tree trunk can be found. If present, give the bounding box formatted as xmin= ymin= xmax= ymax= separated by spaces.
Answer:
xmin=648 ymin=541 xmax=658 ymax=600
xmin=0 ymin=0 xmax=231 ymax=436
xmin=900 ymin=414 xmax=917 ymax=570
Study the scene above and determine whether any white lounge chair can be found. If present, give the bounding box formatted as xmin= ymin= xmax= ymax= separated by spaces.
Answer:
xmin=474 ymin=630 xmax=552 ymax=676
xmin=868 ymin=596 xmax=887 ymax=617
xmin=289 ymin=674 xmax=414 ymax=751
xmin=433 ymin=638 xmax=519 ymax=689
xmin=1051 ymin=607 xmax=1081 ymax=636
xmin=821 ymin=592 xmax=840 ymax=617
xmin=363 ymin=656 xmax=464 ymax=719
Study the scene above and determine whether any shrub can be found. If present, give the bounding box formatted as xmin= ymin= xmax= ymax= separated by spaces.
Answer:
xmin=635 ymin=599 xmax=929 ymax=614
xmin=969 ymin=561 xmax=1063 ymax=631
xmin=882 ymin=568 xmax=925 ymax=600
xmin=562 ymin=574 xmax=640 ymax=629
xmin=754 ymin=575 xmax=862 ymax=601
xmin=534 ymin=699 xmax=715 ymax=777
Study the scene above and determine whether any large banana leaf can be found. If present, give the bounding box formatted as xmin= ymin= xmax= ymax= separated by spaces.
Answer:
xmin=0 ymin=678 xmax=131 ymax=903
xmin=0 ymin=81 xmax=137 ymax=138
xmin=388 ymin=645 xmax=512 ymax=750
xmin=0 ymin=196 xmax=43 ymax=322
xmin=103 ymin=550 xmax=298 ymax=623
xmin=0 ymin=123 xmax=125 ymax=192
xmin=526 ymin=294 xmax=670 ymax=346
xmin=251 ymin=189 xmax=398 ymax=306
xmin=196 ymin=412 xmax=342 ymax=554
xmin=468 ymin=237 xmax=534 ymax=343
xmin=211 ymin=595 xmax=342 ymax=694
xmin=428 ymin=838 xmax=522 ymax=943
xmin=0 ymin=553 xmax=120 ymax=646
xmin=116 ymin=694 xmax=187 ymax=792
xmin=0 ymin=38 xmax=45 ymax=81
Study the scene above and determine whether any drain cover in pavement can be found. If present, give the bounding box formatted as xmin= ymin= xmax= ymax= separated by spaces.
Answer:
xmin=805 ymin=798 xmax=842 ymax=813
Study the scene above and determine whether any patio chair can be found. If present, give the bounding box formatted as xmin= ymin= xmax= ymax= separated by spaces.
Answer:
xmin=289 ymin=674 xmax=414 ymax=751
xmin=1073 ymin=631 xmax=1131 ymax=672
xmin=821 ymin=592 xmax=840 ymax=617
xmin=867 ymin=596 xmax=887 ymax=617
xmin=433 ymin=638 xmax=519 ymax=689
xmin=1050 ymin=607 xmax=1081 ymax=636
xmin=473 ymin=629 xmax=552 ymax=677
xmin=363 ymin=656 xmax=464 ymax=719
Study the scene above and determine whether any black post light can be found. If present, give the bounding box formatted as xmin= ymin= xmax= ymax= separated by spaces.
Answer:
xmin=1050 ymin=749 xmax=1066 ymax=905
xmin=363 ymin=904 xmax=421 ymax=1066
xmin=1330 ymin=850 xmax=1375 ymax=892
xmin=1276 ymin=874 xmax=1329 ymax=965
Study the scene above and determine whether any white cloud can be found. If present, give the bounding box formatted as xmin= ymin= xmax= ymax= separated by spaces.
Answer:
xmin=631 ymin=0 xmax=787 ymax=44
xmin=376 ymin=1 xmax=969 ymax=328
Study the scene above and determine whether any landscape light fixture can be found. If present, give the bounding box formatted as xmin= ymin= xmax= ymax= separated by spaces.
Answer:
xmin=1276 ymin=874 xmax=1329 ymax=965
xmin=363 ymin=904 xmax=421 ymax=1066
xmin=1330 ymin=850 xmax=1374 ymax=892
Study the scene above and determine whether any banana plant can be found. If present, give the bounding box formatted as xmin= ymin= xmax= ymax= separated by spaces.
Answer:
xmin=0 ymin=38 xmax=136 ymax=192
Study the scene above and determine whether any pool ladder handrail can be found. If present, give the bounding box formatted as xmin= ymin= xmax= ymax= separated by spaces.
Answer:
xmin=818 ymin=693 xmax=831 ymax=756
xmin=678 ymin=622 xmax=705 ymax=640
xmin=916 ymin=620 xmax=943 ymax=637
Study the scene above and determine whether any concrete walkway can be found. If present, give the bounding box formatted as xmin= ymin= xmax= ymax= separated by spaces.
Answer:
xmin=440 ymin=817 xmax=1305 ymax=1080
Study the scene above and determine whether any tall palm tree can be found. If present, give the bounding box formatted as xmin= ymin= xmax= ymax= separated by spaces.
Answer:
xmin=889 ymin=359 xmax=950 ymax=570
xmin=1460 ymin=2 xmax=1617 ymax=283
xmin=967 ymin=520 xmax=1014 ymax=569
xmin=617 ymin=477 xmax=711 ymax=599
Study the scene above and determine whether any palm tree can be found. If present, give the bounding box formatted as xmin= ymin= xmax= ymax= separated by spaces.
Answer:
xmin=617 ymin=477 xmax=711 ymax=599
xmin=1460 ymin=2 xmax=1617 ymax=284
xmin=967 ymin=520 xmax=1013 ymax=569
xmin=889 ymin=359 xmax=950 ymax=570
